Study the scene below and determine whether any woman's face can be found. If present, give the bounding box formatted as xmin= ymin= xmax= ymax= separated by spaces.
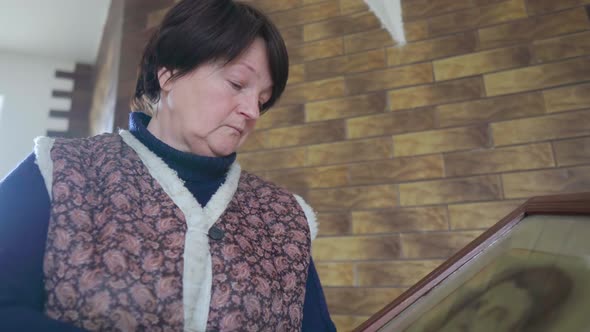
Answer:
xmin=150 ymin=38 xmax=273 ymax=157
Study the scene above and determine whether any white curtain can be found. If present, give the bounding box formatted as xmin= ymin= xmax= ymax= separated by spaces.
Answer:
xmin=364 ymin=0 xmax=406 ymax=46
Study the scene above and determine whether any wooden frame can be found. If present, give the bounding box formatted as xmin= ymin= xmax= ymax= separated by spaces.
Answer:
xmin=354 ymin=192 xmax=590 ymax=332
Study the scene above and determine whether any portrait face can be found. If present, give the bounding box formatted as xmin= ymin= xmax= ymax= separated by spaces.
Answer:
xmin=150 ymin=38 xmax=273 ymax=157
xmin=439 ymin=280 xmax=534 ymax=332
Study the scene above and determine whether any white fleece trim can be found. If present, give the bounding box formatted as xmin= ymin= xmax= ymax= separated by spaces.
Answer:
xmin=294 ymin=195 xmax=318 ymax=241
xmin=203 ymin=163 xmax=241 ymax=225
xmin=33 ymin=136 xmax=55 ymax=200
xmin=188 ymin=162 xmax=241 ymax=332
xmin=119 ymin=130 xmax=241 ymax=332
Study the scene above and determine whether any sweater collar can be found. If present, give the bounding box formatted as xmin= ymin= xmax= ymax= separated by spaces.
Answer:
xmin=128 ymin=112 xmax=236 ymax=181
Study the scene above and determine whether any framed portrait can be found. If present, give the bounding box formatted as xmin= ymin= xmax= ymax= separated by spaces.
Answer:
xmin=356 ymin=193 xmax=590 ymax=332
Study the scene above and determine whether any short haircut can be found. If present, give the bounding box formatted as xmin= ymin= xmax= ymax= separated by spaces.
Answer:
xmin=131 ymin=0 xmax=289 ymax=114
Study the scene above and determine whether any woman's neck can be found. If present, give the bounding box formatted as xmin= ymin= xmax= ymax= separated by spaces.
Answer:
xmin=128 ymin=112 xmax=236 ymax=181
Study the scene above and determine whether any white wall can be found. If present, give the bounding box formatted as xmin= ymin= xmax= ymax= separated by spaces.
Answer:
xmin=0 ymin=51 xmax=75 ymax=179
xmin=0 ymin=0 xmax=110 ymax=63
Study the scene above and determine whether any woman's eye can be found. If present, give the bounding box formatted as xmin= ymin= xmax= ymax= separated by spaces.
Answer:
xmin=230 ymin=82 xmax=243 ymax=91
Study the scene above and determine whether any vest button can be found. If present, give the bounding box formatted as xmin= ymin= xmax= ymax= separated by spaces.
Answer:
xmin=208 ymin=226 xmax=224 ymax=241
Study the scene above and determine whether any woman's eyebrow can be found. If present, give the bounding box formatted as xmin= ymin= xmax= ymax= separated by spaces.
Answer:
xmin=233 ymin=62 xmax=259 ymax=77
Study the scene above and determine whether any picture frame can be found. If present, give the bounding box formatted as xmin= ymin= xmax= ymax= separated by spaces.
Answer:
xmin=355 ymin=192 xmax=590 ymax=332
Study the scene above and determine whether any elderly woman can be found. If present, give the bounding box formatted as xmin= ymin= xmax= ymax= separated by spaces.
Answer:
xmin=0 ymin=0 xmax=336 ymax=331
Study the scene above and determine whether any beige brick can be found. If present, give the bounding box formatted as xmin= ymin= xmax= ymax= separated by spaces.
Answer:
xmin=303 ymin=11 xmax=380 ymax=41
xmin=239 ymin=131 xmax=266 ymax=152
xmin=352 ymin=206 xmax=448 ymax=233
xmin=449 ymin=200 xmax=525 ymax=229
xmin=479 ymin=8 xmax=590 ymax=49
xmin=305 ymin=92 xmax=387 ymax=122
xmin=343 ymin=28 xmax=395 ymax=53
xmin=238 ymin=148 xmax=306 ymax=171
xmin=387 ymin=32 xmax=477 ymax=66
xmin=399 ymin=175 xmax=502 ymax=206
xmin=280 ymin=77 xmax=346 ymax=104
xmin=254 ymin=0 xmax=301 ymax=13
xmin=325 ymin=287 xmax=405 ymax=315
xmin=401 ymin=231 xmax=483 ymax=258
xmin=347 ymin=108 xmax=436 ymax=139
xmin=263 ymin=120 xmax=346 ymax=148
xmin=341 ymin=20 xmax=429 ymax=54
xmin=349 ymin=155 xmax=444 ymax=185
xmin=270 ymin=1 xmax=340 ymax=28
xmin=318 ymin=212 xmax=351 ymax=236
xmin=492 ymin=109 xmax=590 ymax=146
xmin=280 ymin=26 xmax=304 ymax=46
xmin=288 ymin=37 xmax=343 ymax=64
xmin=474 ymin=0 xmax=509 ymax=4
xmin=436 ymin=92 xmax=545 ymax=128
xmin=288 ymin=64 xmax=304 ymax=85
xmin=434 ymin=46 xmax=531 ymax=81
xmin=405 ymin=20 xmax=430 ymax=42
xmin=388 ymin=77 xmax=485 ymax=111
xmin=532 ymin=31 xmax=590 ymax=64
xmin=307 ymin=185 xmax=398 ymax=211
xmin=304 ymin=49 xmax=386 ymax=81
xmin=393 ymin=125 xmax=489 ymax=157
xmin=429 ymin=0 xmax=528 ymax=37
xmin=444 ymin=143 xmax=555 ymax=176
xmin=340 ymin=0 xmax=367 ymax=14
xmin=315 ymin=263 xmax=354 ymax=286
xmin=256 ymin=105 xmax=304 ymax=130
xmin=346 ymin=62 xmax=434 ymax=94
xmin=543 ymin=82 xmax=590 ymax=113
xmin=484 ymin=56 xmax=590 ymax=96
xmin=357 ymin=260 xmax=444 ymax=286
xmin=313 ymin=235 xmax=401 ymax=260
xmin=307 ymin=137 xmax=393 ymax=166
xmin=261 ymin=165 xmax=349 ymax=189
xmin=554 ymin=137 xmax=590 ymax=167
xmin=502 ymin=166 xmax=590 ymax=198
xmin=525 ymin=0 xmax=590 ymax=15
xmin=402 ymin=0 xmax=473 ymax=19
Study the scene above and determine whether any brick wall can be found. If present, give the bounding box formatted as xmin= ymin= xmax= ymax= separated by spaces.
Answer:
xmin=115 ymin=0 xmax=590 ymax=330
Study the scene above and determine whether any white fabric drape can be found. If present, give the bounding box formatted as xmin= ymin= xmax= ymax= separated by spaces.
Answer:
xmin=364 ymin=0 xmax=406 ymax=46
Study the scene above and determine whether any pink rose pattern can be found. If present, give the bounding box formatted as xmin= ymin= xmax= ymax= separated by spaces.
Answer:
xmin=206 ymin=173 xmax=311 ymax=332
xmin=43 ymin=134 xmax=311 ymax=331
xmin=44 ymin=134 xmax=186 ymax=331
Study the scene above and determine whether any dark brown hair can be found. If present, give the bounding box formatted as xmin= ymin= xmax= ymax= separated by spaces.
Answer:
xmin=131 ymin=0 xmax=289 ymax=114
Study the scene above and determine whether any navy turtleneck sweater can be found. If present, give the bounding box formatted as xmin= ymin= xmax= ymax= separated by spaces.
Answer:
xmin=129 ymin=112 xmax=236 ymax=206
xmin=0 ymin=112 xmax=336 ymax=331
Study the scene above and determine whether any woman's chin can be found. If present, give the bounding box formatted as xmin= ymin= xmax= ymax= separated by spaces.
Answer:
xmin=209 ymin=143 xmax=239 ymax=157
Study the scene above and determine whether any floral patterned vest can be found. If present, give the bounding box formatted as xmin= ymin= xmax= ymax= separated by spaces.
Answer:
xmin=35 ymin=132 xmax=313 ymax=332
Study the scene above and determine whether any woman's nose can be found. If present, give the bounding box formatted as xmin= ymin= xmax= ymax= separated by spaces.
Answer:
xmin=240 ymin=94 xmax=261 ymax=119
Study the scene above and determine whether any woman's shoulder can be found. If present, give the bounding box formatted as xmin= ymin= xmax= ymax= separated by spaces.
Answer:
xmin=34 ymin=132 xmax=122 ymax=152
xmin=34 ymin=132 xmax=129 ymax=160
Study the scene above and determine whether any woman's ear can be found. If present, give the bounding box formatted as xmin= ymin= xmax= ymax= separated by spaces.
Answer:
xmin=157 ymin=67 xmax=174 ymax=92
